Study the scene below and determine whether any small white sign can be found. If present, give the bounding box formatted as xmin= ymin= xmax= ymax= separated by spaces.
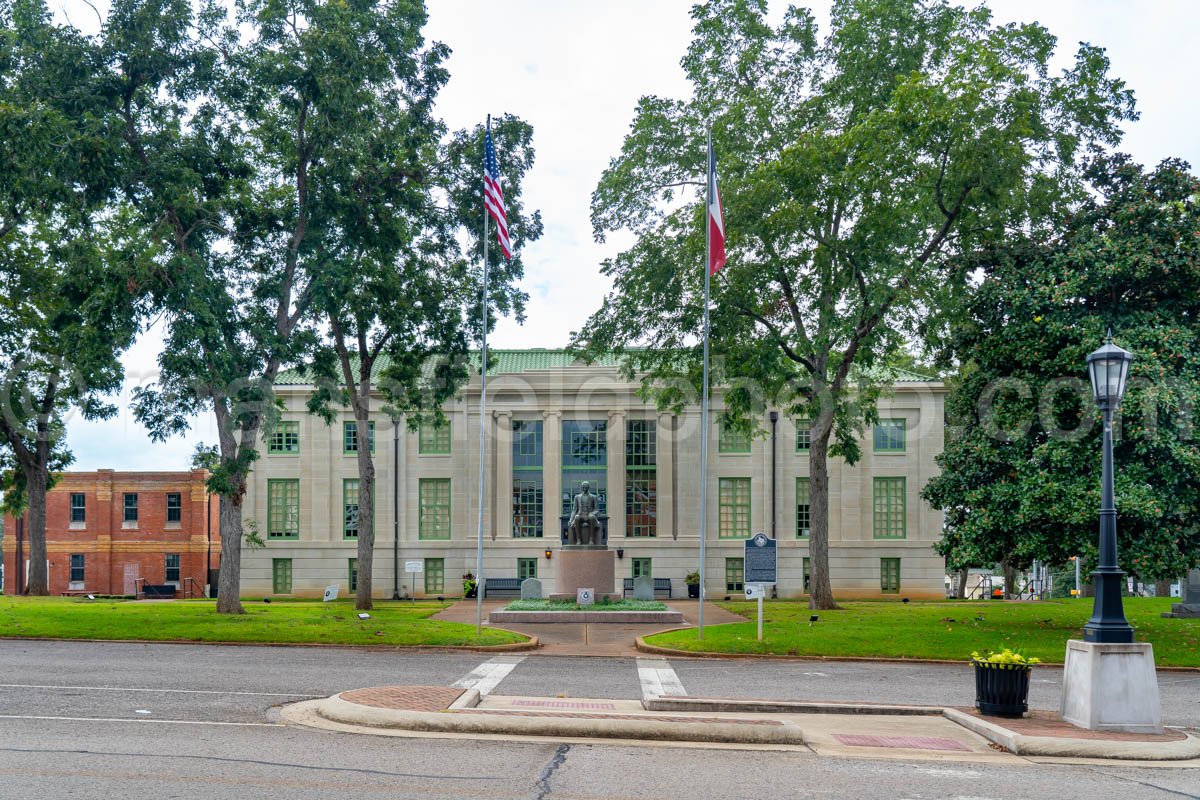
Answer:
xmin=405 ymin=561 xmax=423 ymax=573
xmin=745 ymin=583 xmax=766 ymax=600
xmin=577 ymin=588 xmax=594 ymax=606
xmin=322 ymin=584 xmax=339 ymax=602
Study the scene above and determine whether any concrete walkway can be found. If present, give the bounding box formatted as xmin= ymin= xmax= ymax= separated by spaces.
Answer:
xmin=432 ymin=598 xmax=744 ymax=656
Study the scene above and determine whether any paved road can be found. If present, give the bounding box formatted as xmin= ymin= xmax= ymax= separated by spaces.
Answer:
xmin=0 ymin=641 xmax=1197 ymax=799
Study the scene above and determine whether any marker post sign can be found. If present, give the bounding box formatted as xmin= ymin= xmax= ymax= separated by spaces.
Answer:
xmin=405 ymin=560 xmax=422 ymax=601
xmin=744 ymin=532 xmax=777 ymax=641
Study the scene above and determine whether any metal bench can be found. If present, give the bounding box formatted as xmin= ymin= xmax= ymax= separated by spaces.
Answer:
xmin=483 ymin=577 xmax=523 ymax=598
xmin=622 ymin=577 xmax=672 ymax=598
xmin=141 ymin=584 xmax=178 ymax=599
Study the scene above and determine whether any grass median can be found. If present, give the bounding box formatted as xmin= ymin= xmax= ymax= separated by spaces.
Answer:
xmin=644 ymin=597 xmax=1200 ymax=666
xmin=0 ymin=596 xmax=527 ymax=648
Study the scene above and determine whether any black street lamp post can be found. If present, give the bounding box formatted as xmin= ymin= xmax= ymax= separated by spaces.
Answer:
xmin=1083 ymin=332 xmax=1135 ymax=644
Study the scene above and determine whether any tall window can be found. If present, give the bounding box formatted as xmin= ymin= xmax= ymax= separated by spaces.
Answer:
xmin=267 ymin=479 xmax=300 ymax=539
xmin=166 ymin=493 xmax=182 ymax=523
xmin=425 ymin=558 xmax=445 ymax=593
xmin=272 ymin=559 xmax=292 ymax=594
xmin=874 ymin=419 xmax=906 ymax=452
xmin=517 ymin=557 xmax=538 ymax=580
xmin=70 ymin=554 xmax=85 ymax=584
xmin=796 ymin=478 xmax=810 ymax=538
xmin=165 ymin=554 xmax=180 ymax=583
xmin=70 ymin=493 xmax=86 ymax=523
xmin=343 ymin=479 xmax=360 ymax=539
xmin=725 ymin=558 xmax=745 ymax=592
xmin=343 ymin=420 xmax=376 ymax=454
xmin=802 ymin=557 xmax=811 ymax=593
xmin=881 ymin=558 xmax=901 ymax=594
xmin=562 ymin=420 xmax=607 ymax=519
xmin=626 ymin=419 xmax=656 ymax=537
xmin=795 ymin=419 xmax=811 ymax=453
xmin=718 ymin=420 xmax=751 ymax=453
xmin=348 ymin=558 xmax=358 ymax=592
xmin=632 ymin=557 xmax=652 ymax=579
xmin=873 ymin=477 xmax=906 ymax=539
xmin=513 ymin=420 xmax=544 ymax=538
xmin=123 ymin=493 xmax=138 ymax=522
xmin=718 ymin=478 xmax=751 ymax=538
xmin=419 ymin=479 xmax=451 ymax=539
xmin=269 ymin=421 xmax=300 ymax=454
xmin=419 ymin=420 xmax=451 ymax=454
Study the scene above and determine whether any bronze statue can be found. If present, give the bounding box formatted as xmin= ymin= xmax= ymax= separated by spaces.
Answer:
xmin=566 ymin=481 xmax=601 ymax=545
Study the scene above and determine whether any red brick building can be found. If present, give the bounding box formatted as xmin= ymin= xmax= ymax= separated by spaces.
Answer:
xmin=2 ymin=470 xmax=220 ymax=596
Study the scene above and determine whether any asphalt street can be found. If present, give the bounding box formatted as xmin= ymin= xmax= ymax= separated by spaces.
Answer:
xmin=0 ymin=640 xmax=1196 ymax=799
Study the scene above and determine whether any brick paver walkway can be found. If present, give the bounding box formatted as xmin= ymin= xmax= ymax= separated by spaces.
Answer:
xmin=957 ymin=708 xmax=1188 ymax=742
xmin=341 ymin=686 xmax=464 ymax=712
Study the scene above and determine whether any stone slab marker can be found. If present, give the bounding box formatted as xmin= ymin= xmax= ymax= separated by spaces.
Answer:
xmin=1163 ymin=568 xmax=1200 ymax=618
xmin=520 ymin=578 xmax=542 ymax=600
xmin=632 ymin=575 xmax=655 ymax=601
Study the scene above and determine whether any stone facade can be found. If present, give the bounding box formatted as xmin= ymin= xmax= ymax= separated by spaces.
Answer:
xmin=1 ymin=469 xmax=219 ymax=596
xmin=242 ymin=350 xmax=947 ymax=599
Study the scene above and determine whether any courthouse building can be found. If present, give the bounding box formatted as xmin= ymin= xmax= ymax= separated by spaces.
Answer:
xmin=2 ymin=469 xmax=218 ymax=596
xmin=241 ymin=350 xmax=946 ymax=599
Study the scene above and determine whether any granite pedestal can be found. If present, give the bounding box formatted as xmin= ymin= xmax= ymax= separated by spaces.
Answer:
xmin=1162 ymin=568 xmax=1200 ymax=618
xmin=1060 ymin=640 xmax=1162 ymax=733
xmin=551 ymin=548 xmax=617 ymax=602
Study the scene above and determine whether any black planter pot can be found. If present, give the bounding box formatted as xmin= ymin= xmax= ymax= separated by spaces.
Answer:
xmin=687 ymin=584 xmax=701 ymax=599
xmin=973 ymin=662 xmax=1031 ymax=717
xmin=463 ymin=584 xmax=478 ymax=599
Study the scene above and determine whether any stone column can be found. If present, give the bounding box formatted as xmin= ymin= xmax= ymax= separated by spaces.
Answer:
xmin=542 ymin=411 xmax=562 ymax=544
xmin=493 ymin=410 xmax=513 ymax=540
xmin=657 ymin=413 xmax=675 ymax=540
xmin=606 ymin=410 xmax=626 ymax=541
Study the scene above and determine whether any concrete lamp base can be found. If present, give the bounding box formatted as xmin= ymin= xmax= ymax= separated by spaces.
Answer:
xmin=1060 ymin=640 xmax=1162 ymax=733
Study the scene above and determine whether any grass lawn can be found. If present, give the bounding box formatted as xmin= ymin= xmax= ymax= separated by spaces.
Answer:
xmin=504 ymin=599 xmax=667 ymax=611
xmin=644 ymin=597 xmax=1200 ymax=667
xmin=0 ymin=596 xmax=527 ymax=648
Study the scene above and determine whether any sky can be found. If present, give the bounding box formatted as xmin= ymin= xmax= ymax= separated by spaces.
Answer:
xmin=54 ymin=0 xmax=1200 ymax=472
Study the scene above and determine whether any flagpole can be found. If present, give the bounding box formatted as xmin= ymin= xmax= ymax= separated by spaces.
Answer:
xmin=698 ymin=125 xmax=713 ymax=640
xmin=475 ymin=115 xmax=490 ymax=636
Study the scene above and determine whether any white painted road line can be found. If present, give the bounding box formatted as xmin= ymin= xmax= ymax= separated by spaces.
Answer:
xmin=0 ymin=684 xmax=320 ymax=698
xmin=450 ymin=655 xmax=526 ymax=696
xmin=636 ymin=658 xmax=686 ymax=699
xmin=0 ymin=714 xmax=283 ymax=727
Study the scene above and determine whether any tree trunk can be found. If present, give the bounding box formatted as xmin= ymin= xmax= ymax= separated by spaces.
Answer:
xmin=23 ymin=462 xmax=49 ymax=595
xmin=1154 ymin=578 xmax=1172 ymax=599
xmin=1001 ymin=558 xmax=1018 ymax=599
xmin=355 ymin=406 xmax=376 ymax=610
xmin=955 ymin=567 xmax=969 ymax=600
xmin=215 ymin=474 xmax=246 ymax=614
xmin=807 ymin=421 xmax=838 ymax=610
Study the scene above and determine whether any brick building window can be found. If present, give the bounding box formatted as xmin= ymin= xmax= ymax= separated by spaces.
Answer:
xmin=718 ymin=478 xmax=751 ymax=538
xmin=165 ymin=554 xmax=181 ymax=583
xmin=269 ymin=421 xmax=300 ymax=454
xmin=881 ymin=558 xmax=901 ymax=594
xmin=343 ymin=420 xmax=375 ymax=454
xmin=166 ymin=493 xmax=182 ymax=523
xmin=267 ymin=479 xmax=300 ymax=539
xmin=124 ymin=493 xmax=138 ymax=522
xmin=272 ymin=559 xmax=292 ymax=594
xmin=419 ymin=420 xmax=451 ymax=454
xmin=872 ymin=477 xmax=906 ymax=539
xmin=418 ymin=479 xmax=451 ymax=539
xmin=70 ymin=493 xmax=86 ymax=523
xmin=70 ymin=554 xmax=85 ymax=584
xmin=425 ymin=558 xmax=445 ymax=593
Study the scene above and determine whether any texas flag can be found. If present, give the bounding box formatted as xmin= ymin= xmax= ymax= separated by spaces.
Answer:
xmin=707 ymin=143 xmax=726 ymax=275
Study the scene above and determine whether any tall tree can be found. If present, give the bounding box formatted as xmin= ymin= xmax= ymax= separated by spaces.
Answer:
xmin=0 ymin=0 xmax=139 ymax=594
xmin=924 ymin=155 xmax=1200 ymax=584
xmin=307 ymin=113 xmax=541 ymax=609
xmin=571 ymin=0 xmax=1135 ymax=608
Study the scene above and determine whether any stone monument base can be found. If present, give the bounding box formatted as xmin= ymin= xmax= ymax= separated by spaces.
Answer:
xmin=1060 ymin=640 xmax=1162 ymax=733
xmin=552 ymin=549 xmax=616 ymax=602
xmin=1161 ymin=603 xmax=1200 ymax=618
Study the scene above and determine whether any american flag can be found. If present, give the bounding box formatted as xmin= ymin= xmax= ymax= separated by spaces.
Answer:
xmin=484 ymin=125 xmax=512 ymax=260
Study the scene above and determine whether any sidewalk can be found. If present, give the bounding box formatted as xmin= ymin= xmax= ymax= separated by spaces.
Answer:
xmin=282 ymin=683 xmax=1200 ymax=765
xmin=432 ymin=598 xmax=741 ymax=656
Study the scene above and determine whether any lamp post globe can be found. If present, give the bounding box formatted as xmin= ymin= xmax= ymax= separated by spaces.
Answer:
xmin=1083 ymin=331 xmax=1135 ymax=644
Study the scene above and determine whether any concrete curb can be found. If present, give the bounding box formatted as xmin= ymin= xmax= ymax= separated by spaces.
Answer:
xmin=489 ymin=610 xmax=684 ymax=624
xmin=312 ymin=693 xmax=806 ymax=745
xmin=0 ymin=634 xmax=540 ymax=653
xmin=645 ymin=697 xmax=942 ymax=716
xmin=942 ymin=708 xmax=1200 ymax=761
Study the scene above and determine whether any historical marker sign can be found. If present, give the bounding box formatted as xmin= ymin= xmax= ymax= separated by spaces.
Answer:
xmin=404 ymin=560 xmax=423 ymax=573
xmin=744 ymin=531 xmax=777 ymax=584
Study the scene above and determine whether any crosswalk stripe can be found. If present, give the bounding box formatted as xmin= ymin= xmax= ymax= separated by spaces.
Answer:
xmin=450 ymin=655 xmax=526 ymax=696
xmin=636 ymin=658 xmax=686 ymax=699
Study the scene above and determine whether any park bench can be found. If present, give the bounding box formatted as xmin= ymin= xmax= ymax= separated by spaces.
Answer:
xmin=141 ymin=584 xmax=178 ymax=599
xmin=483 ymin=577 xmax=523 ymax=598
xmin=622 ymin=577 xmax=672 ymax=598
